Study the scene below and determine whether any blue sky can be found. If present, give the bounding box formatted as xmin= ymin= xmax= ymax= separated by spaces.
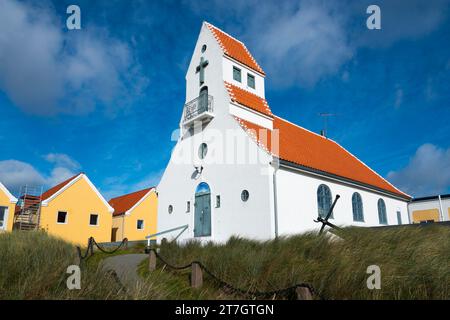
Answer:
xmin=0 ymin=0 xmax=449 ymax=199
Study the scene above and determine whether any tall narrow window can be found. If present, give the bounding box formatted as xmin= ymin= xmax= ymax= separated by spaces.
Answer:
xmin=352 ymin=192 xmax=364 ymax=222
xmin=186 ymin=201 xmax=190 ymax=213
xmin=247 ymin=73 xmax=255 ymax=89
xmin=89 ymin=214 xmax=99 ymax=226
xmin=317 ymin=184 xmax=332 ymax=218
xmin=233 ymin=66 xmax=241 ymax=82
xmin=0 ymin=207 xmax=6 ymax=228
xmin=216 ymin=195 xmax=221 ymax=208
xmin=396 ymin=211 xmax=402 ymax=225
xmin=378 ymin=199 xmax=388 ymax=224
xmin=57 ymin=211 xmax=67 ymax=224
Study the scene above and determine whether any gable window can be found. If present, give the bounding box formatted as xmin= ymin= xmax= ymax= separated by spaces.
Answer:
xmin=247 ymin=73 xmax=255 ymax=89
xmin=317 ymin=184 xmax=332 ymax=218
xmin=89 ymin=214 xmax=99 ymax=226
xmin=378 ymin=199 xmax=388 ymax=225
xmin=352 ymin=192 xmax=364 ymax=222
xmin=0 ymin=206 xmax=6 ymax=228
xmin=137 ymin=219 xmax=144 ymax=230
xmin=57 ymin=211 xmax=67 ymax=224
xmin=233 ymin=66 xmax=241 ymax=82
xmin=216 ymin=195 xmax=221 ymax=208
xmin=186 ymin=201 xmax=190 ymax=213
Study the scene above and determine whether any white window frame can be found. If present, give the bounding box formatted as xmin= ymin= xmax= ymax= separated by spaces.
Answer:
xmin=137 ymin=219 xmax=145 ymax=230
xmin=89 ymin=213 xmax=99 ymax=226
xmin=0 ymin=206 xmax=9 ymax=230
xmin=56 ymin=211 xmax=68 ymax=225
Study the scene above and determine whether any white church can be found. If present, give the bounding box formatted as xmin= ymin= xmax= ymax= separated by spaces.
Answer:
xmin=156 ymin=22 xmax=411 ymax=243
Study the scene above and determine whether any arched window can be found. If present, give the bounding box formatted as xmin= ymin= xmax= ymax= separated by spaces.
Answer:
xmin=377 ymin=199 xmax=387 ymax=224
xmin=317 ymin=184 xmax=332 ymax=218
xmin=199 ymin=86 xmax=208 ymax=113
xmin=352 ymin=192 xmax=364 ymax=222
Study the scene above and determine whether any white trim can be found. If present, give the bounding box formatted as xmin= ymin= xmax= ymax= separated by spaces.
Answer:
xmin=41 ymin=174 xmax=114 ymax=213
xmin=124 ymin=188 xmax=156 ymax=216
xmin=0 ymin=182 xmax=17 ymax=203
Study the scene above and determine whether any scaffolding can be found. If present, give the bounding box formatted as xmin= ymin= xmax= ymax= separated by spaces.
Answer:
xmin=14 ymin=185 xmax=43 ymax=231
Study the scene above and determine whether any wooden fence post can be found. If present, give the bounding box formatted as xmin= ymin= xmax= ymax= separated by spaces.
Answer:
xmin=191 ymin=263 xmax=203 ymax=288
xmin=148 ymin=249 xmax=157 ymax=272
xmin=296 ymin=286 xmax=313 ymax=300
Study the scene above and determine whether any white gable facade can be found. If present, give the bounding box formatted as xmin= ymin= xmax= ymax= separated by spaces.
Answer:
xmin=156 ymin=22 xmax=410 ymax=243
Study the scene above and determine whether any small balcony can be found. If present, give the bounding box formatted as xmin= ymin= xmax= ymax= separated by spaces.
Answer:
xmin=182 ymin=94 xmax=214 ymax=127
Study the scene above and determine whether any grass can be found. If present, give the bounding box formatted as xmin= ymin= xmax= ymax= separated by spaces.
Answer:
xmin=151 ymin=226 xmax=450 ymax=300
xmin=1 ymin=226 xmax=449 ymax=299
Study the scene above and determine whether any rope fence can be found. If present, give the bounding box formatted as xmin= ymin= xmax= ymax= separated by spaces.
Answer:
xmin=148 ymin=248 xmax=323 ymax=300
xmin=76 ymin=237 xmax=129 ymax=262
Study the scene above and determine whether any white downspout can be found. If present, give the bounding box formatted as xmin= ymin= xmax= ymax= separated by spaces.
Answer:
xmin=272 ymin=158 xmax=279 ymax=239
xmin=438 ymin=195 xmax=444 ymax=222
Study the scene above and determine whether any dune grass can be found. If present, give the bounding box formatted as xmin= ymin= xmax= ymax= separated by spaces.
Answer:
xmin=1 ymin=226 xmax=449 ymax=299
xmin=154 ymin=226 xmax=450 ymax=300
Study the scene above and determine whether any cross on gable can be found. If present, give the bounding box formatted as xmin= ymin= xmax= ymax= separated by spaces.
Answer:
xmin=196 ymin=57 xmax=209 ymax=86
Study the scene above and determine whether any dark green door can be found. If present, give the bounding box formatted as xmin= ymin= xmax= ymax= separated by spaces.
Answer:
xmin=194 ymin=183 xmax=211 ymax=237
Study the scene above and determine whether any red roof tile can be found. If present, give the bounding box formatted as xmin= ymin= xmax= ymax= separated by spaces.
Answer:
xmin=235 ymin=116 xmax=410 ymax=199
xmin=206 ymin=23 xmax=265 ymax=75
xmin=41 ymin=173 xmax=82 ymax=201
xmin=225 ymin=82 xmax=273 ymax=117
xmin=109 ymin=188 xmax=154 ymax=217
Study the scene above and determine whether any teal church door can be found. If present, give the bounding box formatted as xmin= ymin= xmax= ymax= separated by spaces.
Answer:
xmin=194 ymin=182 xmax=211 ymax=237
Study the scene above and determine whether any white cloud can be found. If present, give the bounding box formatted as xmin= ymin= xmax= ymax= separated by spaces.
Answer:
xmin=387 ymin=143 xmax=450 ymax=197
xmin=0 ymin=153 xmax=80 ymax=194
xmin=0 ymin=0 xmax=148 ymax=116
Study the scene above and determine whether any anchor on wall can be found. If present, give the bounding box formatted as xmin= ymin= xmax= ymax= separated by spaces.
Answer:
xmin=314 ymin=195 xmax=341 ymax=234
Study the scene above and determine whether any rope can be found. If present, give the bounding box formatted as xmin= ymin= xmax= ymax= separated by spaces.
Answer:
xmin=150 ymin=249 xmax=324 ymax=300
xmin=76 ymin=237 xmax=128 ymax=262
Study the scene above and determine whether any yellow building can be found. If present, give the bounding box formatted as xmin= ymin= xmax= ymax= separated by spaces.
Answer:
xmin=37 ymin=173 xmax=114 ymax=245
xmin=0 ymin=182 xmax=17 ymax=232
xmin=109 ymin=188 xmax=158 ymax=242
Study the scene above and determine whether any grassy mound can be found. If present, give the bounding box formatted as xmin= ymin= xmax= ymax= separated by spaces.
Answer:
xmin=0 ymin=231 xmax=171 ymax=299
xmin=156 ymin=226 xmax=450 ymax=299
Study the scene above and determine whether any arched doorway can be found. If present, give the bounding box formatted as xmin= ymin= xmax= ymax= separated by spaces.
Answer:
xmin=194 ymin=182 xmax=211 ymax=237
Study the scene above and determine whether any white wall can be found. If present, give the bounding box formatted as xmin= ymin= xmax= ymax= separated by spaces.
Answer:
xmin=275 ymin=166 xmax=410 ymax=235
xmin=222 ymin=56 xmax=265 ymax=98
xmin=408 ymin=197 xmax=450 ymax=222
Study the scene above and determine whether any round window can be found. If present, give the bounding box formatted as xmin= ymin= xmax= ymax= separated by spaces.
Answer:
xmin=198 ymin=143 xmax=208 ymax=159
xmin=241 ymin=190 xmax=249 ymax=202
xmin=201 ymin=44 xmax=207 ymax=53
xmin=168 ymin=205 xmax=173 ymax=214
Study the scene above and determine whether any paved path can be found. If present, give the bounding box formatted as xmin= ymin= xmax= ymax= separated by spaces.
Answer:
xmin=102 ymin=254 xmax=147 ymax=290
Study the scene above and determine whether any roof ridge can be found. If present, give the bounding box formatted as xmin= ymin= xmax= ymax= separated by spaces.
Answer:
xmin=204 ymin=21 xmax=244 ymax=45
xmin=109 ymin=187 xmax=154 ymax=201
xmin=41 ymin=172 xmax=83 ymax=200
xmin=225 ymin=81 xmax=273 ymax=117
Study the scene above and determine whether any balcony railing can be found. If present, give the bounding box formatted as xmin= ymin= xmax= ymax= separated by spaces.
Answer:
xmin=183 ymin=94 xmax=214 ymax=126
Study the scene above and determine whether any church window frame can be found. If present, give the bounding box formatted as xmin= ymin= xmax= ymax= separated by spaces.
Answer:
xmin=241 ymin=190 xmax=249 ymax=202
xmin=247 ymin=73 xmax=255 ymax=89
xmin=352 ymin=192 xmax=364 ymax=222
xmin=233 ymin=66 xmax=242 ymax=82
xmin=317 ymin=184 xmax=332 ymax=219
xmin=377 ymin=199 xmax=388 ymax=225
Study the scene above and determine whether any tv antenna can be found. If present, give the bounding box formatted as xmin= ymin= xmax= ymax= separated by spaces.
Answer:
xmin=318 ymin=112 xmax=337 ymax=137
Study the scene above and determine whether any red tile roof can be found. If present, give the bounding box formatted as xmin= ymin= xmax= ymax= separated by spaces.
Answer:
xmin=109 ymin=188 xmax=154 ymax=217
xmin=41 ymin=173 xmax=82 ymax=201
xmin=225 ymin=82 xmax=273 ymax=117
xmin=235 ymin=116 xmax=410 ymax=199
xmin=206 ymin=22 xmax=265 ymax=75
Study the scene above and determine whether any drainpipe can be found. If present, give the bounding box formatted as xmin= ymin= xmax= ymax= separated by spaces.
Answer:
xmin=438 ymin=195 xmax=445 ymax=222
xmin=272 ymin=158 xmax=279 ymax=239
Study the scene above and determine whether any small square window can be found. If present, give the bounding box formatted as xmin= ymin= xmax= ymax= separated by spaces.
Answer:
xmin=216 ymin=195 xmax=221 ymax=208
xmin=57 ymin=211 xmax=67 ymax=224
xmin=247 ymin=74 xmax=255 ymax=89
xmin=233 ymin=66 xmax=241 ymax=82
xmin=186 ymin=201 xmax=191 ymax=213
xmin=137 ymin=219 xmax=144 ymax=230
xmin=89 ymin=214 xmax=99 ymax=226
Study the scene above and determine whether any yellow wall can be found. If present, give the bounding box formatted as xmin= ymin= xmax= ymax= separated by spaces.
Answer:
xmin=412 ymin=209 xmax=440 ymax=223
xmin=0 ymin=189 xmax=15 ymax=232
xmin=39 ymin=177 xmax=112 ymax=245
xmin=112 ymin=191 xmax=158 ymax=242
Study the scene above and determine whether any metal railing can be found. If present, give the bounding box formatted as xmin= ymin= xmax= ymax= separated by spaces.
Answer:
xmin=183 ymin=94 xmax=213 ymax=123
xmin=145 ymin=224 xmax=189 ymax=247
